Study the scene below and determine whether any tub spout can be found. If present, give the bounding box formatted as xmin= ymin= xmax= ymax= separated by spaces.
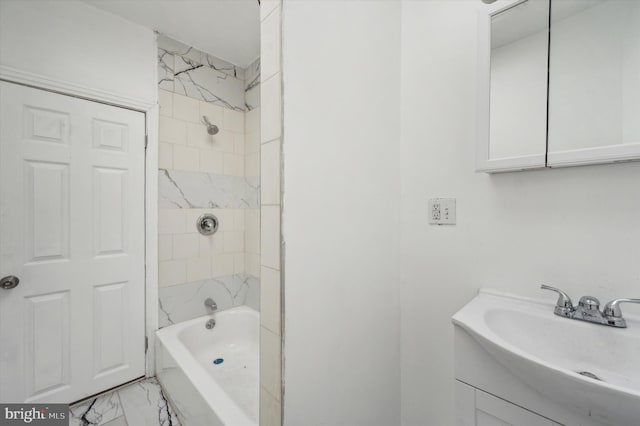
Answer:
xmin=205 ymin=298 xmax=217 ymax=313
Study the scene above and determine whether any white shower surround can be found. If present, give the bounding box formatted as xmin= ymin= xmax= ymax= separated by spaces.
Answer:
xmin=157 ymin=34 xmax=261 ymax=329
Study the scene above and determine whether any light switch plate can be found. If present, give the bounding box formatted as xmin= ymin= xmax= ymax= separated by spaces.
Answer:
xmin=429 ymin=198 xmax=456 ymax=225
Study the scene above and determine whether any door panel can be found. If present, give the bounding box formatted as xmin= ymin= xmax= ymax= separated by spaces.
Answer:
xmin=93 ymin=281 xmax=128 ymax=377
xmin=25 ymin=291 xmax=70 ymax=398
xmin=93 ymin=167 xmax=127 ymax=256
xmin=25 ymin=160 xmax=70 ymax=261
xmin=0 ymin=81 xmax=146 ymax=403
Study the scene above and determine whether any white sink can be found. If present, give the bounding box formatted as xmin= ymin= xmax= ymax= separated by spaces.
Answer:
xmin=453 ymin=290 xmax=640 ymax=425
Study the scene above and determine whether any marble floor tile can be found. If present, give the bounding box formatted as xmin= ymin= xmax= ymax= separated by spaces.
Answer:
xmin=102 ymin=416 xmax=128 ymax=426
xmin=69 ymin=391 xmax=123 ymax=426
xmin=69 ymin=378 xmax=180 ymax=426
xmin=118 ymin=378 xmax=180 ymax=426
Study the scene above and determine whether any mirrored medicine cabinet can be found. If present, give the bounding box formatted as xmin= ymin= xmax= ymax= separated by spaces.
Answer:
xmin=477 ymin=0 xmax=640 ymax=173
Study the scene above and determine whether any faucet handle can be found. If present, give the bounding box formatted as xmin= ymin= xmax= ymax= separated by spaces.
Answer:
xmin=541 ymin=284 xmax=574 ymax=316
xmin=603 ymin=298 xmax=640 ymax=318
xmin=603 ymin=299 xmax=640 ymax=328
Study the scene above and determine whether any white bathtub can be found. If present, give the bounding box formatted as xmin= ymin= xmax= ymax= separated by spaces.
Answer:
xmin=155 ymin=306 xmax=259 ymax=426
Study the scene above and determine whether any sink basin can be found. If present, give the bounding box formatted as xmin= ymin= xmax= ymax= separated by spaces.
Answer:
xmin=453 ymin=290 xmax=640 ymax=425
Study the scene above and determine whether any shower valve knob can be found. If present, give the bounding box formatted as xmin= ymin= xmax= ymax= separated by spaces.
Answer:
xmin=197 ymin=214 xmax=219 ymax=236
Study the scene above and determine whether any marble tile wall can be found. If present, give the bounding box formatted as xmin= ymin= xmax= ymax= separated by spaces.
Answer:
xmin=159 ymin=170 xmax=259 ymax=209
xmin=246 ymin=57 xmax=261 ymax=111
xmin=259 ymin=1 xmax=284 ymax=425
xmin=158 ymin=273 xmax=260 ymax=328
xmin=158 ymin=90 xmax=245 ymax=176
xmin=157 ymin=35 xmax=261 ymax=328
xmin=158 ymin=35 xmax=245 ymax=111
xmin=158 ymin=34 xmax=260 ymax=112
xmin=245 ymin=94 xmax=261 ymax=282
xmin=158 ymin=208 xmax=252 ymax=285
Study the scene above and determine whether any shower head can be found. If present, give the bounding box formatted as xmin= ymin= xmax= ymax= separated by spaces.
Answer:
xmin=481 ymin=0 xmax=497 ymax=3
xmin=202 ymin=116 xmax=219 ymax=135
xmin=207 ymin=124 xmax=219 ymax=135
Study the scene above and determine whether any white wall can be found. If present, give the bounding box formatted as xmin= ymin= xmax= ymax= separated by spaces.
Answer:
xmin=0 ymin=0 xmax=156 ymax=105
xmin=400 ymin=1 xmax=640 ymax=425
xmin=281 ymin=1 xmax=401 ymax=425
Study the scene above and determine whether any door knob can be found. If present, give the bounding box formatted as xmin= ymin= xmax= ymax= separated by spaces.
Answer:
xmin=0 ymin=275 xmax=19 ymax=289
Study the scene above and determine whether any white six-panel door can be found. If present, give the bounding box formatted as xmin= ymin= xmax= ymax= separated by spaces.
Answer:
xmin=0 ymin=82 xmax=146 ymax=403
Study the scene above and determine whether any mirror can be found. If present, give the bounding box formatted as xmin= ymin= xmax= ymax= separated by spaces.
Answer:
xmin=490 ymin=0 xmax=549 ymax=161
xmin=477 ymin=0 xmax=550 ymax=172
xmin=547 ymin=0 xmax=640 ymax=166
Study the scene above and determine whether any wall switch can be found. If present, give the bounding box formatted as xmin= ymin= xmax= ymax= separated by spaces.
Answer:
xmin=429 ymin=198 xmax=456 ymax=225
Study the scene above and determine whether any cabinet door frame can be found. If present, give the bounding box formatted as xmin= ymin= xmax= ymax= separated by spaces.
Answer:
xmin=546 ymin=0 xmax=640 ymax=169
xmin=546 ymin=143 xmax=640 ymax=168
xmin=476 ymin=0 xmax=548 ymax=173
xmin=456 ymin=380 xmax=561 ymax=426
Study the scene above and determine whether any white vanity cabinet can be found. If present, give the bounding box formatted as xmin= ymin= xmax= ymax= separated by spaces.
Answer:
xmin=454 ymin=316 xmax=612 ymax=426
xmin=456 ymin=381 xmax=561 ymax=426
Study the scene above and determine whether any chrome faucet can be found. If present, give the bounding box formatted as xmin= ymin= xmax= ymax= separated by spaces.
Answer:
xmin=541 ymin=285 xmax=640 ymax=328
xmin=204 ymin=298 xmax=217 ymax=313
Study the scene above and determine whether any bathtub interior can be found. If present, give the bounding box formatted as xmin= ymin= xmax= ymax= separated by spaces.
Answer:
xmin=156 ymin=307 xmax=260 ymax=426
xmin=179 ymin=314 xmax=259 ymax=420
xmin=178 ymin=308 xmax=259 ymax=352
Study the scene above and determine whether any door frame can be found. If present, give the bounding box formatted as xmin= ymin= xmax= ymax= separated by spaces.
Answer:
xmin=0 ymin=66 xmax=160 ymax=378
